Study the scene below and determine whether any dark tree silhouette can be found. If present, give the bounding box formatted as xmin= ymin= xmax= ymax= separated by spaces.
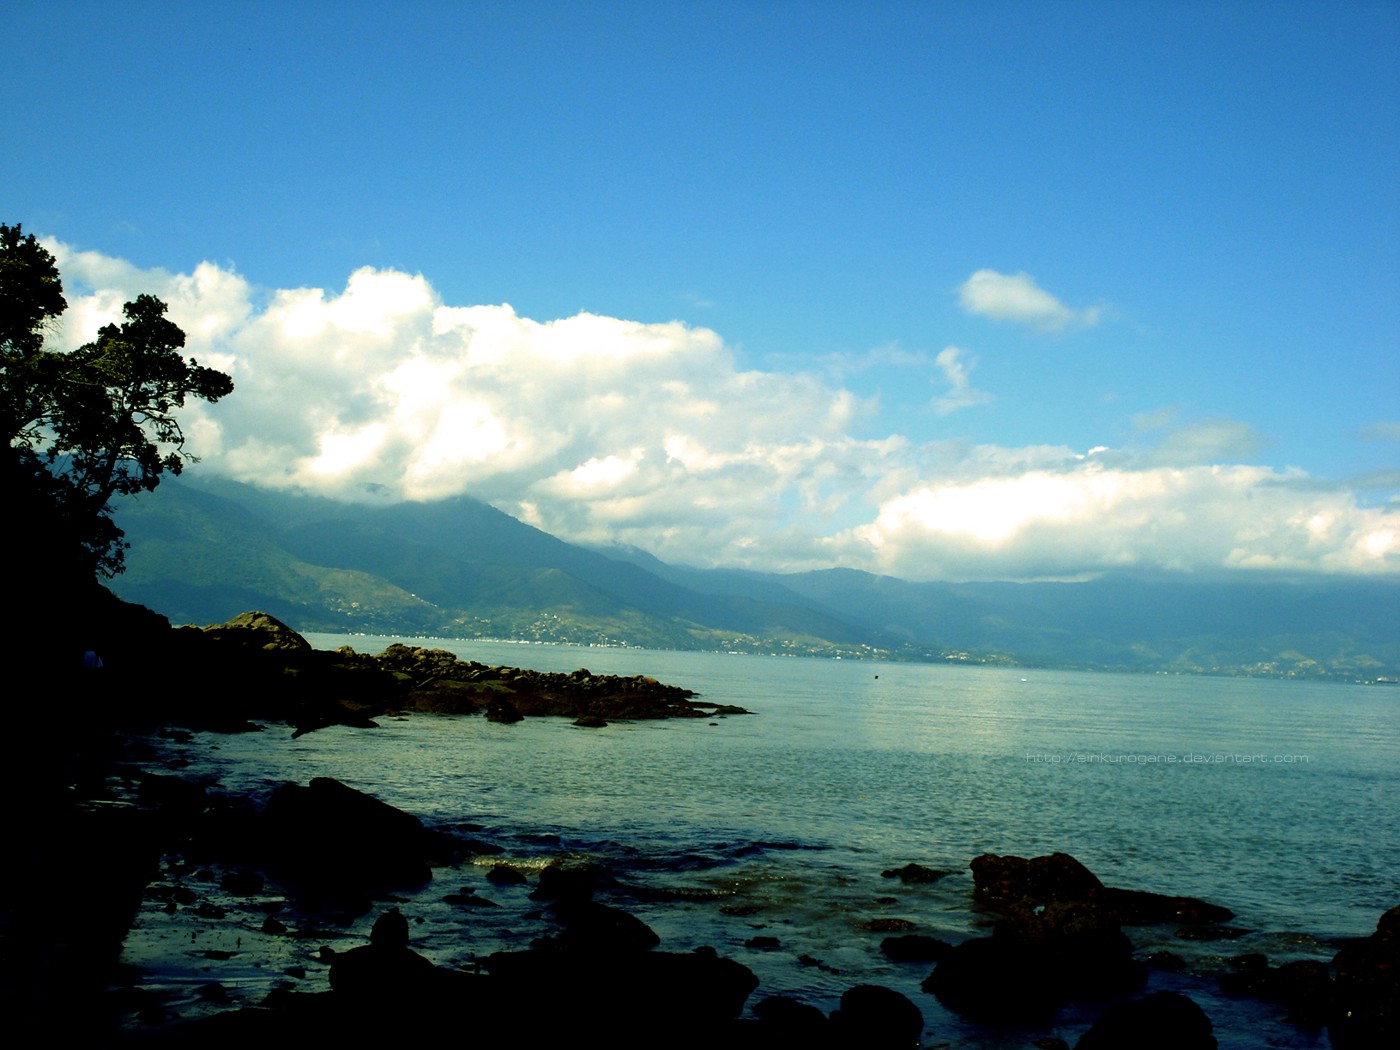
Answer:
xmin=1 ymin=222 xmax=234 ymax=577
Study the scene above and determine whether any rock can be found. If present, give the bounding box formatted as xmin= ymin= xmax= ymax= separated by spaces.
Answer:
xmin=1144 ymin=950 xmax=1187 ymax=971
xmin=573 ymin=715 xmax=608 ymax=728
xmin=1331 ymin=904 xmax=1400 ymax=1048
xmin=923 ymin=901 xmax=1144 ymax=1024
xmin=880 ymin=862 xmax=949 ymax=883
xmin=880 ymin=934 xmax=951 ymax=963
xmin=530 ymin=860 xmax=609 ymax=901
xmin=830 ymin=984 xmax=924 ymax=1047
xmin=485 ymin=700 xmax=524 ymax=723
xmin=923 ymin=935 xmax=1064 ymax=1023
xmin=1074 ymin=990 xmax=1216 ymax=1049
xmin=400 ymin=679 xmax=487 ymax=715
xmin=1221 ymin=954 xmax=1322 ymax=1015
xmin=444 ymin=891 xmax=498 ymax=908
xmin=862 ymin=917 xmax=915 ymax=932
xmin=329 ymin=908 xmax=443 ymax=999
xmin=745 ymin=935 xmax=781 ymax=951
xmin=549 ymin=899 xmax=661 ymax=953
xmin=1100 ymin=886 xmax=1235 ymax=926
xmin=371 ymin=643 xmax=742 ymax=721
xmin=486 ymin=863 xmax=528 ymax=885
xmin=219 ymin=869 xmax=264 ymax=895
xmin=749 ymin=995 xmax=831 ymax=1045
xmin=485 ymin=947 xmax=759 ymax=1043
xmin=259 ymin=777 xmax=439 ymax=898
xmin=971 ymin=851 xmax=1234 ymax=927
xmin=202 ymin=611 xmax=311 ymax=652
xmin=972 ymin=852 xmax=1103 ymax=909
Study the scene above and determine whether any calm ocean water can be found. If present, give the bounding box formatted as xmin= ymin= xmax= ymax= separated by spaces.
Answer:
xmin=143 ymin=637 xmax=1399 ymax=1047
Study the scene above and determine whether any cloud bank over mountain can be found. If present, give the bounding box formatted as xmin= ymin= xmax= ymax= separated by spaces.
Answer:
xmin=48 ymin=245 xmax=1399 ymax=582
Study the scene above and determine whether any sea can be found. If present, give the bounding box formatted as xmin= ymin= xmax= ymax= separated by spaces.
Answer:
xmin=123 ymin=636 xmax=1400 ymax=1048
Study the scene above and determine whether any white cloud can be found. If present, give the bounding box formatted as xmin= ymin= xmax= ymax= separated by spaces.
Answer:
xmin=835 ymin=462 xmax=1400 ymax=581
xmin=957 ymin=269 xmax=1099 ymax=331
xmin=41 ymin=245 xmax=1400 ymax=582
xmin=931 ymin=346 xmax=993 ymax=415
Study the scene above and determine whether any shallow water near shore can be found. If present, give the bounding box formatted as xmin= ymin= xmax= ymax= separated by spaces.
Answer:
xmin=124 ymin=639 xmax=1398 ymax=1047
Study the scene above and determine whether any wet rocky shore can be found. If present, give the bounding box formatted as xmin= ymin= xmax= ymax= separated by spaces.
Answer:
xmin=3 ymin=594 xmax=1396 ymax=1048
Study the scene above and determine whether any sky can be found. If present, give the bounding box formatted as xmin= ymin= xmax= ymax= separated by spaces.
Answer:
xmin=4 ymin=0 xmax=1399 ymax=582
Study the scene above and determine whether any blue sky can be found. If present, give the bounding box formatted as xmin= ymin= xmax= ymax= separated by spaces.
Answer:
xmin=5 ymin=1 xmax=1398 ymax=580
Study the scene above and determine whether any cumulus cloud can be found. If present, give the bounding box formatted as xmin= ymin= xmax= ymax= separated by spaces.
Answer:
xmin=833 ymin=460 xmax=1399 ymax=581
xmin=957 ymin=269 xmax=1100 ymax=331
xmin=41 ymin=243 xmax=1399 ymax=581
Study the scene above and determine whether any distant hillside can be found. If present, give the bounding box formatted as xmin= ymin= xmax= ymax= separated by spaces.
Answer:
xmin=110 ymin=477 xmax=1400 ymax=680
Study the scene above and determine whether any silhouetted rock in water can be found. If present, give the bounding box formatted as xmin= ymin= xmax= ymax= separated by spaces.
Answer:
xmin=973 ymin=851 xmax=1103 ymax=907
xmin=972 ymin=851 xmax=1234 ymax=926
xmin=486 ymin=863 xmax=528 ymax=885
xmin=530 ymin=859 xmax=611 ymax=901
xmin=924 ymin=934 xmax=1063 ymax=1023
xmin=328 ymin=908 xmax=438 ymax=997
xmin=744 ymin=995 xmax=832 ymax=1047
xmin=258 ymin=777 xmax=442 ymax=901
xmin=484 ymin=699 xmax=523 ymax=723
xmin=485 ymin=945 xmax=759 ymax=1046
xmin=880 ymin=862 xmax=949 ymax=883
xmin=1221 ymin=955 xmax=1332 ymax=1028
xmin=924 ymin=900 xmax=1145 ymax=1024
xmin=1331 ymin=903 xmax=1400 ymax=1048
xmin=547 ymin=898 xmax=661 ymax=953
xmin=1074 ymin=990 xmax=1217 ymax=1049
xmin=830 ymin=984 xmax=924 ymax=1047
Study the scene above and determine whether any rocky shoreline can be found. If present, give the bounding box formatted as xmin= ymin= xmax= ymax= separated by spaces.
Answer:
xmin=3 ymin=596 xmax=1396 ymax=1048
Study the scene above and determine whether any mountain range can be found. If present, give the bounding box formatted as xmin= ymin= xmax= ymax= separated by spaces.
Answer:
xmin=107 ymin=476 xmax=1400 ymax=681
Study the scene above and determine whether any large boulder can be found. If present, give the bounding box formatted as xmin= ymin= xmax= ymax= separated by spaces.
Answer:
xmin=972 ymin=852 xmax=1103 ymax=908
xmin=485 ymin=946 xmax=759 ymax=1044
xmin=1220 ymin=955 xmax=1333 ymax=1028
xmin=258 ymin=777 xmax=440 ymax=899
xmin=548 ymin=898 xmax=661 ymax=953
xmin=1331 ymin=904 xmax=1400 ymax=1048
xmin=971 ymin=851 xmax=1233 ymax=927
xmin=202 ymin=611 xmax=311 ymax=652
xmin=328 ymin=908 xmax=438 ymax=997
xmin=924 ymin=901 xmax=1144 ymax=1023
xmin=829 ymin=984 xmax=924 ymax=1047
xmin=1074 ymin=990 xmax=1216 ymax=1049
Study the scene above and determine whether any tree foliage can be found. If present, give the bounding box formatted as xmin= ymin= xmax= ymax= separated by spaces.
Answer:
xmin=1 ymin=222 xmax=234 ymax=577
